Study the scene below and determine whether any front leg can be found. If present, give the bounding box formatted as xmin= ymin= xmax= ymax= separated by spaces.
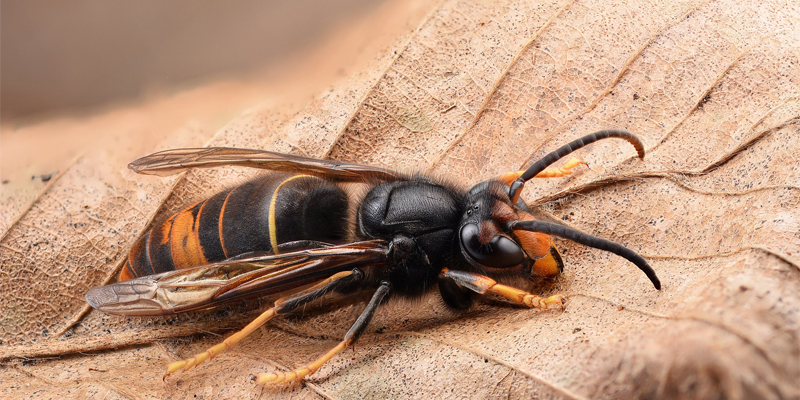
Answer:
xmin=440 ymin=269 xmax=564 ymax=309
xmin=497 ymin=158 xmax=588 ymax=203
xmin=496 ymin=157 xmax=587 ymax=185
xmin=255 ymin=281 xmax=391 ymax=384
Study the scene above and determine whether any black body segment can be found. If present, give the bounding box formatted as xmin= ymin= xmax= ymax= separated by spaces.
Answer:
xmin=358 ymin=179 xmax=463 ymax=263
xmin=273 ymin=176 xmax=350 ymax=254
xmin=195 ymin=189 xmax=230 ymax=262
xmin=121 ymin=231 xmax=151 ymax=280
xmin=218 ymin=178 xmax=278 ymax=258
xmin=357 ymin=178 xmax=464 ymax=296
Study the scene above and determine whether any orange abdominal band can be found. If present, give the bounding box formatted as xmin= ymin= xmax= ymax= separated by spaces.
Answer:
xmin=169 ymin=201 xmax=208 ymax=270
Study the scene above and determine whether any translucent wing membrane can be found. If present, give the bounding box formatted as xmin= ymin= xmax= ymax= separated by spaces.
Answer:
xmin=86 ymin=241 xmax=390 ymax=315
xmin=128 ymin=147 xmax=407 ymax=182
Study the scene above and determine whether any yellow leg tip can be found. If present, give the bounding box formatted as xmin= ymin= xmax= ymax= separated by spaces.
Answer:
xmin=166 ymin=360 xmax=187 ymax=374
xmin=163 ymin=353 xmax=206 ymax=378
xmin=164 ymin=360 xmax=189 ymax=380
xmin=547 ymin=294 xmax=565 ymax=307
xmin=522 ymin=294 xmax=565 ymax=309
xmin=254 ymin=368 xmax=311 ymax=385
xmin=255 ymin=372 xmax=279 ymax=384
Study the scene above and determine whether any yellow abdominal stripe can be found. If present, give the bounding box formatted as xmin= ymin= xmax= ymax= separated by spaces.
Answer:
xmin=268 ymin=175 xmax=313 ymax=254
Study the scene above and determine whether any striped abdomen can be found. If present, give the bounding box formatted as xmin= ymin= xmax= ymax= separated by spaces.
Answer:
xmin=121 ymin=174 xmax=349 ymax=280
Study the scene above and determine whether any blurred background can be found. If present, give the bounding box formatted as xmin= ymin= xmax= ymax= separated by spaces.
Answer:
xmin=1 ymin=0 xmax=386 ymax=122
xmin=0 ymin=0 xmax=431 ymax=219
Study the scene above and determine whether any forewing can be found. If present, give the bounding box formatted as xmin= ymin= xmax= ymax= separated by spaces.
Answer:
xmin=128 ymin=147 xmax=406 ymax=182
xmin=85 ymin=241 xmax=390 ymax=316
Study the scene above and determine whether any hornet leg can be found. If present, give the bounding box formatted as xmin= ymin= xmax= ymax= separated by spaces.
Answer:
xmin=164 ymin=269 xmax=364 ymax=379
xmin=497 ymin=157 xmax=587 ymax=203
xmin=440 ymin=269 xmax=564 ymax=309
xmin=497 ymin=157 xmax=587 ymax=185
xmin=255 ymin=281 xmax=391 ymax=384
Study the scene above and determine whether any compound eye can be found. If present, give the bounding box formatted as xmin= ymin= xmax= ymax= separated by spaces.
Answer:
xmin=460 ymin=223 xmax=525 ymax=268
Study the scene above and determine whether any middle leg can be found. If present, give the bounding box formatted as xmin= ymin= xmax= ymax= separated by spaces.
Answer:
xmin=255 ymin=280 xmax=391 ymax=384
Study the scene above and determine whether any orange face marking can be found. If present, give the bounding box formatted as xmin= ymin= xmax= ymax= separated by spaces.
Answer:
xmin=169 ymin=202 xmax=208 ymax=270
xmin=530 ymin=247 xmax=562 ymax=277
xmin=514 ymin=230 xmax=551 ymax=259
xmin=511 ymin=211 xmax=551 ymax=260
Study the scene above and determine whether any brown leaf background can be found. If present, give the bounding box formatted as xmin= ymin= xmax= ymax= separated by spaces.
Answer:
xmin=2 ymin=0 xmax=799 ymax=398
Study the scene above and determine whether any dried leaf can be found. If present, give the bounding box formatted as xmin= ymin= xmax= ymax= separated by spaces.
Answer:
xmin=2 ymin=0 xmax=799 ymax=399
